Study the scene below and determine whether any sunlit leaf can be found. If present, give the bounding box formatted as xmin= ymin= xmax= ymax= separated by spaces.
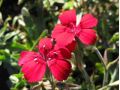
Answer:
xmin=95 ymin=63 xmax=105 ymax=74
xmin=63 ymin=1 xmax=74 ymax=9
xmin=9 ymin=75 xmax=19 ymax=84
xmin=0 ymin=55 xmax=6 ymax=61
xmin=0 ymin=0 xmax=3 ymax=8
xmin=109 ymin=32 xmax=119 ymax=43
xmin=0 ymin=12 xmax=2 ymax=21
xmin=11 ymin=41 xmax=29 ymax=50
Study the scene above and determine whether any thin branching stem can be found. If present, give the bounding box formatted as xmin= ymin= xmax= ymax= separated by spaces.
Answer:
xmin=98 ymin=80 xmax=119 ymax=90
xmin=75 ymin=37 xmax=95 ymax=90
xmin=107 ymin=64 xmax=119 ymax=90
xmin=93 ymin=47 xmax=108 ymax=86
xmin=30 ymin=30 xmax=48 ymax=50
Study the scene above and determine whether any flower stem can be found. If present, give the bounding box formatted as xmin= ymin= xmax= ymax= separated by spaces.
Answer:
xmin=110 ymin=64 xmax=118 ymax=83
xmin=93 ymin=47 xmax=108 ymax=86
xmin=30 ymin=30 xmax=48 ymax=51
xmin=93 ymin=47 xmax=107 ymax=70
xmin=49 ymin=72 xmax=56 ymax=90
xmin=46 ymin=67 xmax=56 ymax=90
xmin=75 ymin=37 xmax=95 ymax=90
xmin=98 ymin=80 xmax=119 ymax=90
xmin=107 ymin=64 xmax=119 ymax=90
xmin=75 ymin=49 xmax=90 ymax=83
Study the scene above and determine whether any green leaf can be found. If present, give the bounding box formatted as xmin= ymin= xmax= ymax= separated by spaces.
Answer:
xmin=11 ymin=41 xmax=29 ymax=50
xmin=95 ymin=63 xmax=105 ymax=74
xmin=12 ymin=16 xmax=19 ymax=26
xmin=0 ymin=12 xmax=2 ymax=21
xmin=0 ymin=49 xmax=10 ymax=55
xmin=14 ymin=80 xmax=26 ymax=89
xmin=0 ymin=0 xmax=3 ymax=8
xmin=63 ymin=1 xmax=74 ymax=9
xmin=12 ymin=15 xmax=25 ymax=26
xmin=0 ymin=23 xmax=8 ymax=37
xmin=9 ymin=75 xmax=19 ymax=84
xmin=10 ymin=73 xmax=27 ymax=89
xmin=109 ymin=80 xmax=119 ymax=86
xmin=11 ymin=53 xmax=20 ymax=60
xmin=0 ymin=55 xmax=6 ymax=60
xmin=21 ymin=7 xmax=30 ymax=16
xmin=4 ymin=31 xmax=18 ymax=41
xmin=18 ymin=19 xmax=26 ymax=27
xmin=109 ymin=32 xmax=119 ymax=43
xmin=18 ymin=0 xmax=24 ymax=5
xmin=12 ymin=73 xmax=23 ymax=80
xmin=0 ymin=49 xmax=10 ymax=61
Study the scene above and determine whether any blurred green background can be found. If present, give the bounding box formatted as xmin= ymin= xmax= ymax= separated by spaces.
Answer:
xmin=0 ymin=0 xmax=119 ymax=90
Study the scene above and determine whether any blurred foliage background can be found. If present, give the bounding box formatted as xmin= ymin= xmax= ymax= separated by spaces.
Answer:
xmin=0 ymin=0 xmax=119 ymax=90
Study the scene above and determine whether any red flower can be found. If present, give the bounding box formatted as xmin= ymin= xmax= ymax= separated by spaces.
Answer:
xmin=55 ymin=40 xmax=76 ymax=52
xmin=18 ymin=38 xmax=71 ymax=83
xmin=52 ymin=10 xmax=98 ymax=46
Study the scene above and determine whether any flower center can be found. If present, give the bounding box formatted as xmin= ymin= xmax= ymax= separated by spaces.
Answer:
xmin=46 ymin=51 xmax=58 ymax=61
xmin=75 ymin=27 xmax=82 ymax=35
xmin=66 ymin=23 xmax=81 ymax=35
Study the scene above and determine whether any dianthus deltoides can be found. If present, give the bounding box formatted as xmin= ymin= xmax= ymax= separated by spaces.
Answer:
xmin=18 ymin=38 xmax=71 ymax=83
xmin=52 ymin=9 xmax=98 ymax=46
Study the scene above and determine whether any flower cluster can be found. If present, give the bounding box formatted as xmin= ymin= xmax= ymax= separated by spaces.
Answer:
xmin=18 ymin=10 xmax=98 ymax=83
xmin=19 ymin=38 xmax=71 ymax=82
xmin=52 ymin=10 xmax=98 ymax=46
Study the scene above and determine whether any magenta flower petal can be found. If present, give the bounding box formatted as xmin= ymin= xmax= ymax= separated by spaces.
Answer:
xmin=54 ymin=38 xmax=76 ymax=52
xmin=79 ymin=14 xmax=98 ymax=29
xmin=58 ymin=48 xmax=71 ymax=59
xmin=55 ymin=31 xmax=75 ymax=46
xmin=47 ymin=47 xmax=71 ymax=60
xmin=38 ymin=38 xmax=53 ymax=55
xmin=18 ymin=37 xmax=73 ymax=83
xmin=66 ymin=40 xmax=76 ymax=52
xmin=52 ymin=24 xmax=66 ymax=38
xmin=52 ymin=24 xmax=75 ymax=49
xmin=59 ymin=10 xmax=76 ymax=26
xmin=47 ymin=59 xmax=71 ymax=81
xmin=18 ymin=51 xmax=40 ymax=66
xmin=21 ymin=52 xmax=46 ymax=83
xmin=77 ymin=29 xmax=97 ymax=45
xmin=55 ymin=47 xmax=71 ymax=59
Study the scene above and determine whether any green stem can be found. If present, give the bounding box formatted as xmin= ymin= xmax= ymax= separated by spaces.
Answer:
xmin=75 ymin=37 xmax=95 ymax=90
xmin=50 ymin=74 xmax=56 ymax=90
xmin=107 ymin=56 xmax=119 ymax=70
xmin=98 ymin=85 xmax=110 ymax=90
xmin=98 ymin=80 xmax=119 ymax=90
xmin=48 ymin=71 xmax=56 ymax=90
xmin=107 ymin=64 xmax=119 ymax=90
xmin=75 ymin=52 xmax=93 ymax=90
xmin=110 ymin=64 xmax=119 ymax=83
xmin=30 ymin=30 xmax=48 ymax=51
xmin=75 ymin=53 xmax=90 ymax=83
xmin=93 ymin=47 xmax=107 ymax=69
xmin=46 ymin=67 xmax=56 ymax=90
xmin=103 ymin=71 xmax=108 ymax=86
xmin=93 ymin=47 xmax=108 ymax=86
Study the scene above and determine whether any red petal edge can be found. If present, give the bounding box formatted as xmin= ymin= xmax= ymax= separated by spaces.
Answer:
xmin=59 ymin=9 xmax=76 ymax=26
xmin=77 ymin=29 xmax=97 ymax=45
xmin=79 ymin=14 xmax=98 ymax=29
xmin=38 ymin=37 xmax=53 ymax=55
xmin=20 ymin=52 xmax=46 ymax=83
xmin=47 ymin=59 xmax=71 ymax=81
